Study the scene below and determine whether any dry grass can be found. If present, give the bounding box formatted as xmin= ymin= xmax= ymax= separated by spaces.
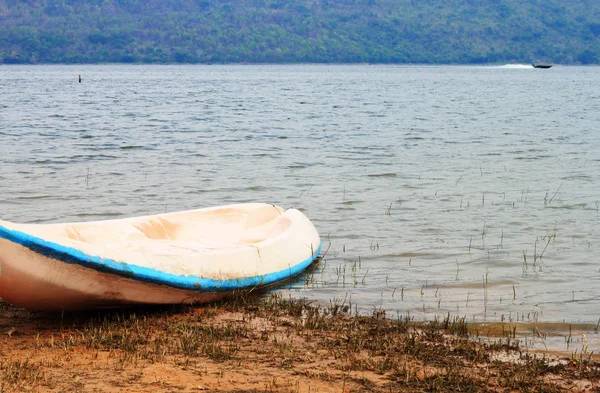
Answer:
xmin=1 ymin=295 xmax=599 ymax=392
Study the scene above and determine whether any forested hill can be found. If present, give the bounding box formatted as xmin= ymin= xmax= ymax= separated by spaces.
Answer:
xmin=1 ymin=0 xmax=599 ymax=64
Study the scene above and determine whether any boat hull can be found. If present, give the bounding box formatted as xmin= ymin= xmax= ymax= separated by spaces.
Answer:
xmin=0 ymin=238 xmax=234 ymax=310
xmin=0 ymin=204 xmax=321 ymax=311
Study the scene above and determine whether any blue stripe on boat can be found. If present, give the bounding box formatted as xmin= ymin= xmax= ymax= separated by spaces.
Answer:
xmin=0 ymin=224 xmax=321 ymax=292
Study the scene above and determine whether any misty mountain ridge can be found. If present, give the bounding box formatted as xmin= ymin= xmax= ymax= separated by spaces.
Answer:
xmin=1 ymin=0 xmax=599 ymax=64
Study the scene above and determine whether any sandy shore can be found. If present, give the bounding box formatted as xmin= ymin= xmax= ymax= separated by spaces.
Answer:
xmin=1 ymin=295 xmax=599 ymax=392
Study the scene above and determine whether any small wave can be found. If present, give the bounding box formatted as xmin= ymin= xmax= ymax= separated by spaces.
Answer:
xmin=546 ymin=203 xmax=588 ymax=210
xmin=71 ymin=154 xmax=118 ymax=160
xmin=367 ymin=173 xmax=397 ymax=178
xmin=514 ymin=155 xmax=552 ymax=160
xmin=34 ymin=159 xmax=73 ymax=164
xmin=16 ymin=195 xmax=51 ymax=200
xmin=341 ymin=200 xmax=364 ymax=205
xmin=246 ymin=186 xmax=266 ymax=191
xmin=72 ymin=212 xmax=124 ymax=218
xmin=561 ymin=175 xmax=592 ymax=181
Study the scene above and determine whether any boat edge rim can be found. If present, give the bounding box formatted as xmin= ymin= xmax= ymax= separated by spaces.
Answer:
xmin=0 ymin=224 xmax=322 ymax=292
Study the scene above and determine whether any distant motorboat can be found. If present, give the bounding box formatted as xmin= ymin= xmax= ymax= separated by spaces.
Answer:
xmin=532 ymin=63 xmax=553 ymax=69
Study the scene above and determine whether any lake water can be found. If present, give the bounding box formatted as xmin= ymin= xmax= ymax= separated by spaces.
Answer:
xmin=1 ymin=64 xmax=599 ymax=352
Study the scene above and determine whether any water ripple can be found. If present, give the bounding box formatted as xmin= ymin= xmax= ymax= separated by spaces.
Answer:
xmin=1 ymin=65 xmax=600 ymax=341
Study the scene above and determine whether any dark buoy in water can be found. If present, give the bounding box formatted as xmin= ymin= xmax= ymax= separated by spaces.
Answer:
xmin=78 ymin=74 xmax=82 ymax=83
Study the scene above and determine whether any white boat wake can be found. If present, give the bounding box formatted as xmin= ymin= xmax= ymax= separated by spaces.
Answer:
xmin=496 ymin=64 xmax=533 ymax=69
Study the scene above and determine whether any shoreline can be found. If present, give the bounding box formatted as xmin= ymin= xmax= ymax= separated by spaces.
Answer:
xmin=1 ymin=295 xmax=599 ymax=392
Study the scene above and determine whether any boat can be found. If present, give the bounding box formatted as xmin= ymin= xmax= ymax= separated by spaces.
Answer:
xmin=0 ymin=203 xmax=321 ymax=311
xmin=532 ymin=63 xmax=553 ymax=69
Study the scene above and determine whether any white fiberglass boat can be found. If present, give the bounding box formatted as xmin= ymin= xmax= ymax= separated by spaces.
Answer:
xmin=0 ymin=203 xmax=321 ymax=311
